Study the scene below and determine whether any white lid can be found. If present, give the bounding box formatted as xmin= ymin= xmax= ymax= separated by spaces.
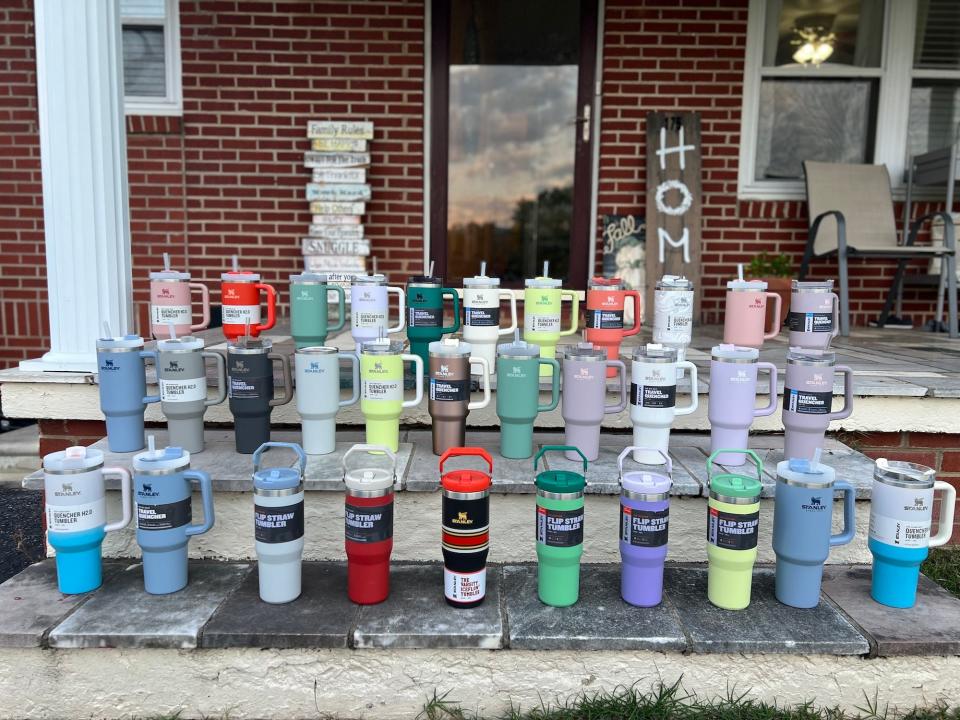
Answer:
xmin=352 ymin=273 xmax=386 ymax=285
xmin=429 ymin=337 xmax=472 ymax=356
xmin=498 ymin=330 xmax=540 ymax=358
xmin=157 ymin=336 xmax=204 ymax=352
xmin=463 ymin=275 xmax=500 ymax=288
xmin=525 ymin=276 xmax=561 ymax=289
xmin=97 ymin=334 xmax=144 ymax=350
xmin=44 ymin=446 xmax=103 ymax=472
xmin=344 ymin=467 xmax=395 ymax=492
xmin=776 ymin=456 xmax=835 ymax=487
xmin=221 ymin=271 xmax=260 ymax=281
xmin=634 ymin=343 xmax=677 ymax=362
xmin=727 ymin=279 xmax=767 ymax=290
xmin=656 ymin=274 xmax=693 ymax=290
xmin=133 ymin=443 xmax=190 ymax=472
xmin=150 ymin=270 xmax=190 ymax=281
xmin=711 ymin=343 xmax=758 ymax=361
xmin=361 ymin=338 xmax=403 ymax=355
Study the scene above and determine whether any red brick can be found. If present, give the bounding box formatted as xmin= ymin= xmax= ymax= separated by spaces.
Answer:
xmin=907 ymin=432 xmax=960 ymax=449
xmin=861 ymin=448 xmax=938 ymax=468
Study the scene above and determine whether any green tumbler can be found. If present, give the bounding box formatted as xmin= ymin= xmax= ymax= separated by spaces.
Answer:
xmin=290 ymin=273 xmax=346 ymax=349
xmin=406 ymin=275 xmax=460 ymax=373
xmin=535 ymin=445 xmax=587 ymax=607
xmin=706 ymin=449 xmax=762 ymax=610
xmin=496 ymin=331 xmax=560 ymax=459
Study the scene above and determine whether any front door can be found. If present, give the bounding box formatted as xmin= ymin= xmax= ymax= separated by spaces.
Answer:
xmin=430 ymin=0 xmax=598 ymax=288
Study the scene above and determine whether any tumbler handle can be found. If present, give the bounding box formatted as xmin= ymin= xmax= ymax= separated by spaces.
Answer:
xmin=538 ymin=358 xmax=561 ymax=412
xmin=139 ymin=350 xmax=161 ymax=404
xmin=617 ymin=447 xmax=672 ymax=478
xmin=189 ymin=282 xmax=211 ymax=331
xmin=763 ymin=292 xmax=782 ymax=339
xmin=499 ymin=289 xmax=518 ymax=336
xmin=401 ymin=353 xmax=424 ymax=408
xmin=754 ymin=361 xmax=779 ymax=418
xmin=829 ymin=479 xmax=856 ymax=547
xmin=829 ymin=292 xmax=840 ymax=341
xmin=535 ymin=445 xmax=587 ymax=473
xmin=328 ymin=284 xmax=347 ymax=333
xmin=605 ymin=359 xmax=628 ymax=414
xmin=673 ymin=361 xmax=699 ymax=416
xmin=930 ymin=480 xmax=957 ymax=548
xmin=559 ymin=290 xmax=580 ymax=336
xmin=268 ymin=352 xmax=293 ymax=407
xmin=707 ymin=448 xmax=763 ymax=485
xmin=623 ymin=291 xmax=643 ymax=337
xmin=339 ymin=352 xmax=361 ymax=407
xmin=387 ymin=286 xmax=406 ymax=334
xmin=467 ymin=356 xmax=491 ymax=411
xmin=827 ymin=365 xmax=854 ymax=421
xmin=202 ymin=351 xmax=228 ymax=406
xmin=253 ymin=441 xmax=307 ymax=478
xmin=255 ymin=282 xmax=277 ymax=332
xmin=342 ymin=443 xmax=397 ymax=479
xmin=441 ymin=288 xmax=461 ymax=334
xmin=439 ymin=447 xmax=493 ymax=476
xmin=103 ymin=466 xmax=132 ymax=533
xmin=184 ymin=469 xmax=215 ymax=537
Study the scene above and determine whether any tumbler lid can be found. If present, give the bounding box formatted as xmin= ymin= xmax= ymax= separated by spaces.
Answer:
xmin=407 ymin=275 xmax=442 ymax=287
xmin=620 ymin=469 xmax=672 ymax=497
xmin=525 ymin=276 xmax=562 ymax=289
xmin=133 ymin=443 xmax=190 ymax=473
xmin=463 ymin=273 xmax=500 ymax=288
xmin=361 ymin=338 xmax=403 ymax=355
xmin=655 ymin=274 xmax=693 ymax=291
xmin=792 ymin=279 xmax=834 ymax=292
xmin=711 ymin=344 xmax=758 ymax=362
xmin=776 ymin=455 xmax=835 ymax=488
xmin=429 ymin=337 xmax=472 ymax=357
xmin=497 ymin=330 xmax=540 ymax=359
xmin=727 ymin=278 xmax=767 ymax=291
xmin=560 ymin=342 xmax=605 ymax=362
xmin=296 ymin=345 xmax=339 ymax=355
xmin=229 ymin=336 xmax=272 ymax=353
xmin=709 ymin=472 xmax=762 ymax=501
xmin=97 ymin=334 xmax=144 ymax=350
xmin=633 ymin=343 xmax=677 ymax=363
xmin=290 ymin=272 xmax=329 ymax=284
xmin=535 ymin=470 xmax=585 ymax=495
xmin=786 ymin=347 xmax=835 ymax=366
xmin=588 ymin=276 xmax=623 ymax=290
xmin=352 ymin=273 xmax=386 ymax=286
xmin=874 ymin=458 xmax=935 ymax=489
xmin=221 ymin=270 xmax=260 ymax=282
xmin=157 ymin=336 xmax=204 ymax=352
xmin=44 ymin=446 xmax=104 ymax=473
xmin=254 ymin=467 xmax=302 ymax=491
xmin=150 ymin=270 xmax=190 ymax=281
xmin=441 ymin=467 xmax=491 ymax=493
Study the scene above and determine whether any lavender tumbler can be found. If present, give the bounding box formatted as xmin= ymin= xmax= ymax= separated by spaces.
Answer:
xmin=560 ymin=343 xmax=627 ymax=462
xmin=708 ymin=344 xmax=778 ymax=466
xmin=782 ymin=348 xmax=854 ymax=461
xmin=618 ymin=446 xmax=671 ymax=607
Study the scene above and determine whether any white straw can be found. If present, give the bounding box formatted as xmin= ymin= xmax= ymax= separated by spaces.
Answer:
xmin=168 ymin=322 xmax=177 ymax=340
xmin=737 ymin=263 xmax=744 ymax=282
xmin=163 ymin=252 xmax=171 ymax=272
xmin=480 ymin=261 xmax=487 ymax=277
xmin=102 ymin=321 xmax=112 ymax=339
xmin=232 ymin=254 xmax=239 ymax=273
xmin=373 ymin=256 xmax=378 ymax=275
xmin=543 ymin=260 xmax=549 ymax=278
xmin=148 ymin=435 xmax=156 ymax=457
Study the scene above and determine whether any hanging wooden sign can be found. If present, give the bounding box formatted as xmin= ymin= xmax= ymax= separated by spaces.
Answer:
xmin=307 ymin=121 xmax=374 ymax=139
xmin=645 ymin=112 xmax=702 ymax=319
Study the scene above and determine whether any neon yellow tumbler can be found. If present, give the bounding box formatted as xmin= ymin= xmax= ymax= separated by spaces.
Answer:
xmin=524 ymin=261 xmax=578 ymax=377
xmin=359 ymin=336 xmax=423 ymax=452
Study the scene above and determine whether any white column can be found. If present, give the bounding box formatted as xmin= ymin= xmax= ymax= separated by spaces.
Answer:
xmin=21 ymin=0 xmax=133 ymax=372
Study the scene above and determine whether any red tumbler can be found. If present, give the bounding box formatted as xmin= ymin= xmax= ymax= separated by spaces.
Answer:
xmin=584 ymin=277 xmax=642 ymax=377
xmin=220 ymin=268 xmax=276 ymax=341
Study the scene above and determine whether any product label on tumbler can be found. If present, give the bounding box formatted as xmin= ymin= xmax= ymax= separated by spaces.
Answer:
xmin=430 ymin=378 xmax=468 ymax=402
xmin=465 ymin=306 xmax=499 ymax=327
xmin=409 ymin=307 xmax=442 ymax=327
xmin=151 ymin=305 xmax=191 ymax=325
xmin=137 ymin=499 xmax=192 ymax=531
xmin=444 ymin=567 xmax=486 ymax=603
xmin=255 ymin=501 xmax=305 ymax=544
xmin=620 ymin=505 xmax=669 ymax=547
xmin=46 ymin=501 xmax=106 ymax=533
xmin=354 ymin=309 xmax=387 ymax=328
xmin=784 ymin=388 xmax=832 ymax=415
xmin=160 ymin=378 xmax=207 ymax=403
xmin=653 ymin=291 xmax=693 ymax=343
xmin=630 ymin=382 xmax=676 ymax=409
xmin=528 ymin=313 xmax=561 ymax=333
xmin=345 ymin=502 xmax=394 ymax=543
xmin=442 ymin=496 xmax=490 ymax=532
xmin=222 ymin=304 xmax=261 ymax=325
xmin=869 ymin=513 xmax=931 ymax=548
xmin=363 ymin=379 xmax=402 ymax=402
xmin=536 ymin=506 xmax=584 ymax=547
xmin=229 ymin=375 xmax=266 ymax=399
xmin=586 ymin=309 xmax=624 ymax=329
xmin=787 ymin=311 xmax=833 ymax=333
xmin=707 ymin=508 xmax=759 ymax=551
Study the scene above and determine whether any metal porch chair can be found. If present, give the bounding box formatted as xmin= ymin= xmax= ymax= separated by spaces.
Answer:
xmin=800 ymin=160 xmax=958 ymax=338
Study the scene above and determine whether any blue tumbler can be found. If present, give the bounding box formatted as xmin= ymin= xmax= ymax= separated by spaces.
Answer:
xmin=97 ymin=334 xmax=160 ymax=452
xmin=133 ymin=438 xmax=215 ymax=594
xmin=772 ymin=455 xmax=855 ymax=608
xmin=43 ymin=446 xmax=133 ymax=594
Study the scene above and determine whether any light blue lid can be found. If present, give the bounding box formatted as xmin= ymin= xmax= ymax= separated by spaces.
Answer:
xmin=133 ymin=445 xmax=190 ymax=472
xmin=254 ymin=467 xmax=301 ymax=491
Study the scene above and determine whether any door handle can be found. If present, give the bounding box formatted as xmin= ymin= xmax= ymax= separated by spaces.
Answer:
xmin=569 ymin=104 xmax=591 ymax=143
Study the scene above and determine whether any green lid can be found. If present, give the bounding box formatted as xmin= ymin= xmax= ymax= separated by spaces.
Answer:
xmin=533 ymin=445 xmax=587 ymax=494
xmin=709 ymin=471 xmax=762 ymax=498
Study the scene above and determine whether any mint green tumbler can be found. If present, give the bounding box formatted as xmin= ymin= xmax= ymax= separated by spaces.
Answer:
xmin=496 ymin=331 xmax=560 ymax=459
xmin=290 ymin=273 xmax=346 ymax=349
xmin=535 ymin=445 xmax=587 ymax=607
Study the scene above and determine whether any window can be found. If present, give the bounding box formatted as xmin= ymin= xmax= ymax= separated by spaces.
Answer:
xmin=739 ymin=0 xmax=960 ymax=198
xmin=121 ymin=0 xmax=181 ymax=115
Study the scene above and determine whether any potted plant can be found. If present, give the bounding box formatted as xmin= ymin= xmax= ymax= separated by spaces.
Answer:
xmin=746 ymin=252 xmax=793 ymax=328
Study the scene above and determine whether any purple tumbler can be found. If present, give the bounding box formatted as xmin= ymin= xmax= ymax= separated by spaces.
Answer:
xmin=782 ymin=348 xmax=854 ymax=460
xmin=618 ymin=446 xmax=671 ymax=607
xmin=560 ymin=343 xmax=627 ymax=462
xmin=708 ymin=344 xmax=778 ymax=466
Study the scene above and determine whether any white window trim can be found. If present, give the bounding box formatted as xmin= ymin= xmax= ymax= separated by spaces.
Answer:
xmin=122 ymin=0 xmax=182 ymax=116
xmin=737 ymin=0 xmax=919 ymax=200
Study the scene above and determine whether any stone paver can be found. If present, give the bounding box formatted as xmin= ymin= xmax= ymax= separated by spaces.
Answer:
xmin=821 ymin=565 xmax=960 ymax=656
xmin=503 ymin=564 xmax=687 ymax=651
xmin=201 ymin=562 xmax=357 ymax=649
xmin=48 ymin=561 xmax=251 ymax=649
xmin=353 ymin=563 xmax=503 ymax=649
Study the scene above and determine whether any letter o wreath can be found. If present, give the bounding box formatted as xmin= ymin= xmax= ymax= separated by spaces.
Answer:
xmin=655 ymin=180 xmax=693 ymax=217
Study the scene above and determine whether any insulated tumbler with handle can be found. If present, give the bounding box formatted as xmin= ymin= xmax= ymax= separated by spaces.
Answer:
xmin=350 ymin=273 xmax=406 ymax=349
xmin=618 ymin=447 xmax=672 ymax=607
xmin=428 ymin=338 xmax=491 ymax=455
xmin=343 ymin=444 xmax=398 ymax=605
xmin=406 ymin=273 xmax=461 ymax=372
xmin=220 ymin=268 xmax=277 ymax=341
xmin=524 ymin=262 xmax=579 ymax=377
xmin=97 ymin=333 xmax=159 ymax=452
xmin=227 ymin=335 xmax=292 ymax=454
xmin=773 ymin=454 xmax=855 ymax=608
xmin=630 ymin=344 xmax=698 ymax=465
xmin=584 ymin=277 xmax=642 ymax=377
xmin=253 ymin=442 xmax=307 ymax=604
xmin=782 ymin=348 xmax=854 ymax=461
xmin=44 ymin=446 xmax=132 ymax=594
xmin=462 ymin=262 xmax=518 ymax=375
xmin=708 ymin=344 xmax=778 ymax=466
xmin=295 ymin=346 xmax=360 ymax=455
xmin=290 ymin=272 xmax=346 ymax=349
xmin=359 ymin=337 xmax=424 ymax=452
xmin=133 ymin=440 xmax=214 ymax=595
xmin=653 ymin=275 xmax=694 ymax=365
xmin=788 ymin=280 xmax=839 ymax=350
xmin=535 ymin=445 xmax=587 ymax=607
xmin=157 ymin=336 xmax=227 ymax=454
xmin=706 ymin=449 xmax=762 ymax=610
xmin=496 ymin=331 xmax=560 ymax=459
xmin=560 ymin=343 xmax=627 ymax=462
xmin=869 ymin=458 xmax=956 ymax=608
xmin=723 ymin=276 xmax=782 ymax=348
xmin=149 ymin=262 xmax=210 ymax=339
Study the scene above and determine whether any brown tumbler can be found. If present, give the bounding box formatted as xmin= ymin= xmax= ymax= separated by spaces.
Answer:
xmin=428 ymin=339 xmax=491 ymax=455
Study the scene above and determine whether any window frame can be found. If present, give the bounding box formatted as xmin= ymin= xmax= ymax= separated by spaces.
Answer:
xmin=738 ymin=0 xmax=917 ymax=199
xmin=121 ymin=0 xmax=182 ymax=117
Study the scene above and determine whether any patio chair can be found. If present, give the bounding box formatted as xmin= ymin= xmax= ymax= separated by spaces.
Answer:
xmin=800 ymin=161 xmax=958 ymax=338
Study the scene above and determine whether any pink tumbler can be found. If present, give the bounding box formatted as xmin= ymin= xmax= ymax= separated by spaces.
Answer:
xmin=149 ymin=266 xmax=211 ymax=340
xmin=722 ymin=278 xmax=781 ymax=349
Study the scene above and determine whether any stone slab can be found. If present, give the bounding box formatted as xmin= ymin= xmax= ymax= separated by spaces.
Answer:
xmin=48 ymin=561 xmax=251 ymax=649
xmin=665 ymin=566 xmax=869 ymax=655
xmin=0 ymin=560 xmax=126 ymax=648
xmin=305 ymin=441 xmax=413 ymax=491
xmin=901 ymin=375 xmax=960 ymax=398
xmin=201 ymin=562 xmax=357 ymax=649
xmin=352 ymin=563 xmax=503 ymax=649
xmin=670 ymin=445 xmax=778 ymax=497
xmin=821 ymin=565 xmax=960 ymax=656
xmin=543 ymin=446 xmax=701 ymax=497
xmin=503 ymin=564 xmax=687 ymax=651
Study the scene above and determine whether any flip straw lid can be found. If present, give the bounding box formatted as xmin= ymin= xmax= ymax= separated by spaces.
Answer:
xmin=711 ymin=343 xmax=758 ymax=362
xmin=656 ymin=274 xmax=693 ymax=291
xmin=560 ymin=342 xmax=606 ymax=362
xmin=352 ymin=273 xmax=387 ymax=286
xmin=290 ymin=272 xmax=329 ymax=284
xmin=229 ymin=335 xmax=272 ymax=353
xmin=727 ymin=263 xmax=766 ymax=291
xmin=588 ymin=276 xmax=623 ymax=290
xmin=633 ymin=343 xmax=677 ymax=362
xmin=497 ymin=329 xmax=540 ymax=358
xmin=408 ymin=275 xmax=443 ymax=286
xmin=157 ymin=336 xmax=204 ymax=352
xmin=525 ymin=260 xmax=561 ymax=288
xmin=133 ymin=437 xmax=190 ymax=473
xmin=777 ymin=450 xmax=835 ymax=488
xmin=361 ymin=337 xmax=403 ymax=355
xmin=786 ymin=347 xmax=836 ymax=365
xmin=150 ymin=270 xmax=190 ymax=281
xmin=97 ymin=333 xmax=144 ymax=350
xmin=792 ymin=279 xmax=834 ymax=292
xmin=221 ymin=270 xmax=260 ymax=282
xmin=874 ymin=458 xmax=935 ymax=489
xmin=429 ymin=337 xmax=472 ymax=357
xmin=44 ymin=445 xmax=104 ymax=473
xmin=621 ymin=468 xmax=672 ymax=496
xmin=463 ymin=261 xmax=500 ymax=288
xmin=254 ymin=466 xmax=302 ymax=491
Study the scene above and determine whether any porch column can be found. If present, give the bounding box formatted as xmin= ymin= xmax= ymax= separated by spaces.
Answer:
xmin=21 ymin=0 xmax=133 ymax=372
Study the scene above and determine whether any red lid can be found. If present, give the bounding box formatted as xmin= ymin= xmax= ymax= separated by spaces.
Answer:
xmin=589 ymin=276 xmax=622 ymax=287
xmin=439 ymin=447 xmax=492 ymax=492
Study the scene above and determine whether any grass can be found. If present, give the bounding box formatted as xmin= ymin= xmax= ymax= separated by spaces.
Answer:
xmin=922 ymin=545 xmax=960 ymax=598
xmin=417 ymin=682 xmax=960 ymax=720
